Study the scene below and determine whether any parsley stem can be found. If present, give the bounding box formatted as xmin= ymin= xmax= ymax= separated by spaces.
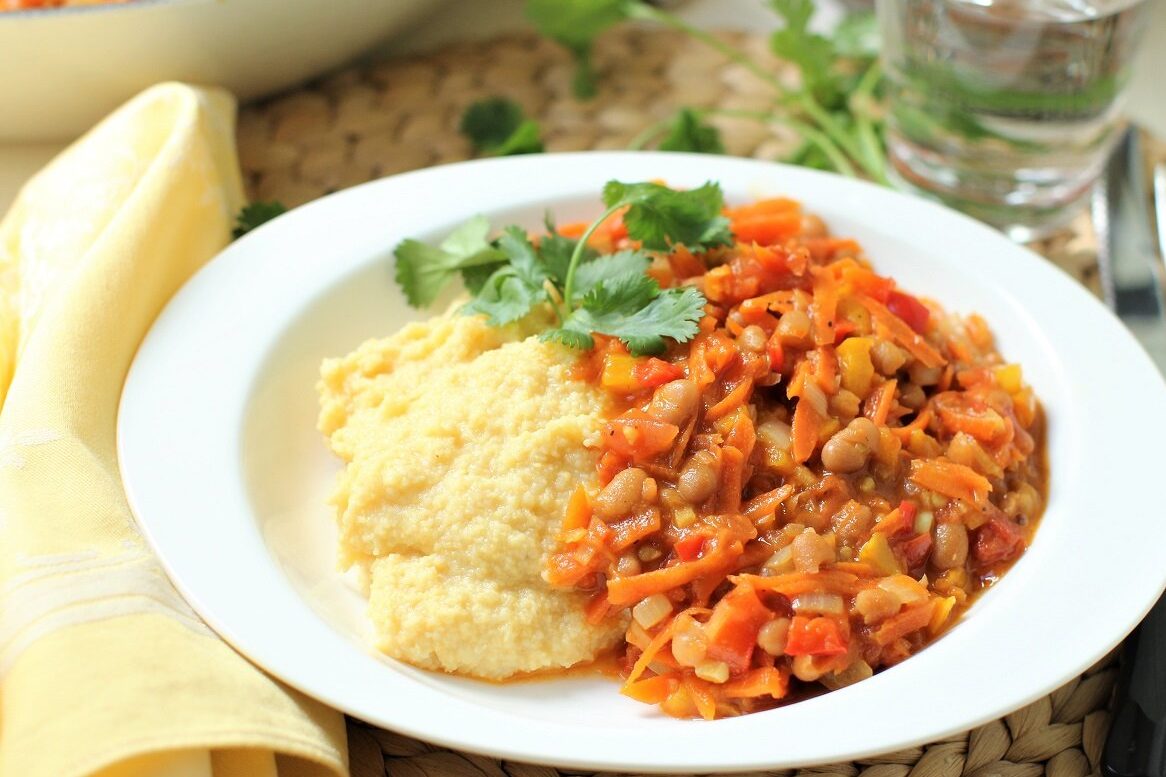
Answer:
xmin=851 ymin=61 xmax=888 ymax=185
xmin=625 ymin=2 xmax=871 ymax=181
xmin=563 ymin=202 xmax=623 ymax=306
xmin=626 ymin=107 xmax=858 ymax=179
xmin=626 ymin=4 xmax=790 ymax=96
xmin=794 ymin=95 xmax=873 ymax=177
xmin=628 ymin=119 xmax=672 ymax=150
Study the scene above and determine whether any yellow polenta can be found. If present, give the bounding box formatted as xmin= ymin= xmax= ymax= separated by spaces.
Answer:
xmin=317 ymin=313 xmax=625 ymax=679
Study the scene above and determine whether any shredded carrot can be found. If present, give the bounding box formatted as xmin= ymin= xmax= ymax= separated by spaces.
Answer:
xmin=722 ymin=667 xmax=790 ymax=699
xmin=790 ymin=397 xmax=821 ymax=463
xmin=909 ymin=458 xmax=992 ymax=506
xmin=814 ymin=347 xmax=838 ymax=394
xmin=731 ymin=213 xmax=803 ymax=245
xmin=890 ymin=408 xmax=933 ymax=440
xmin=717 ymin=446 xmax=745 ymax=514
xmin=683 ymin=675 xmax=719 ymax=720
xmin=585 ymin=591 xmax=612 ymax=624
xmin=859 ymin=296 xmax=946 ymax=368
xmin=724 ymin=197 xmax=801 ymax=220
xmin=739 ymin=290 xmax=797 ymax=317
xmin=742 ymin=484 xmax=795 ymax=522
xmin=812 ymin=271 xmax=839 ymax=346
xmin=621 ymin=673 xmax=678 ymax=704
xmin=607 ymin=538 xmax=738 ymax=607
xmin=706 ymin=378 xmax=753 ymax=421
xmin=559 ymin=484 xmax=592 ymax=535
xmin=870 ymin=379 xmax=898 ymax=426
xmin=873 ymin=600 xmax=937 ymax=646
xmin=625 ymin=609 xmax=710 ymax=684
xmin=733 ymin=570 xmax=864 ymax=597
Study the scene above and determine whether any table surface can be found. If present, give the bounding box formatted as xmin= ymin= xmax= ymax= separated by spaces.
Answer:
xmin=1 ymin=0 xmax=1163 ymax=213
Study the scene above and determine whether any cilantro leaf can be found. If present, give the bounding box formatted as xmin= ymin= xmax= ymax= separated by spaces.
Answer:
xmin=460 ymin=98 xmax=544 ymax=156
xmin=602 ymin=180 xmax=733 ymax=251
xmin=571 ymin=249 xmax=652 ymax=301
xmin=232 ymin=201 xmax=287 ymax=239
xmin=394 ymin=216 xmax=507 ymax=307
xmin=462 ymin=266 xmax=546 ymax=325
xmin=525 ymin=0 xmax=632 ymax=97
xmin=769 ymin=0 xmax=814 ymax=33
xmin=771 ymin=28 xmax=842 ymax=106
xmin=462 ymin=227 xmax=551 ymax=324
xmin=539 ymin=214 xmax=597 ymax=285
xmin=497 ymin=225 xmax=550 ymax=285
xmin=833 ymin=11 xmax=879 ymax=59
xmin=657 ymin=109 xmax=725 ymax=154
xmin=460 ymin=261 xmax=508 ymax=294
xmin=546 ymin=278 xmax=705 ymax=356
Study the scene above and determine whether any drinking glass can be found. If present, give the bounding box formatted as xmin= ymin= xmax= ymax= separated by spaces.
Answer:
xmin=876 ymin=0 xmax=1152 ymax=241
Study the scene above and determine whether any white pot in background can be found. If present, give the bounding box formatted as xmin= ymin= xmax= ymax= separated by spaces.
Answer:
xmin=0 ymin=0 xmax=446 ymax=142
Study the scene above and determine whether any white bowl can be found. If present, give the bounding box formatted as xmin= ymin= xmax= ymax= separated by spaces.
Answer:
xmin=0 ymin=0 xmax=443 ymax=142
xmin=118 ymin=152 xmax=1166 ymax=773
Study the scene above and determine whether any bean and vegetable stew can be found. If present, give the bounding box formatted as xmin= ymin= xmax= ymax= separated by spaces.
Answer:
xmin=544 ymin=197 xmax=1046 ymax=720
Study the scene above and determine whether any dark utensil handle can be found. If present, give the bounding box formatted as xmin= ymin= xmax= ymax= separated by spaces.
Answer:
xmin=1104 ymin=592 xmax=1166 ymax=777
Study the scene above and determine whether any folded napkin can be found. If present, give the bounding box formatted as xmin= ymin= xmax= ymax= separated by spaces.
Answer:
xmin=0 ymin=84 xmax=347 ymax=777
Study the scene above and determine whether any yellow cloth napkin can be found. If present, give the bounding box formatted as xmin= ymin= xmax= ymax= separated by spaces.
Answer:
xmin=0 ymin=84 xmax=347 ymax=777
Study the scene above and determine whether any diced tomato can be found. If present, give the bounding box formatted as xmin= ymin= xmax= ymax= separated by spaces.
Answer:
xmin=632 ymin=357 xmax=685 ymax=390
xmin=897 ymin=532 xmax=933 ymax=571
xmin=606 ymin=212 xmax=629 ymax=242
xmin=784 ymin=615 xmax=849 ymax=657
xmin=602 ymin=411 xmax=679 ymax=461
xmin=703 ymin=584 xmax=774 ymax=672
xmin=674 ymin=532 xmax=706 ymax=561
xmin=886 ymin=291 xmax=931 ymax=334
xmin=596 ymin=450 xmax=628 ymax=485
xmin=898 ymin=499 xmax=918 ymax=526
xmin=973 ymin=514 xmax=1025 ymax=567
xmin=832 ymin=320 xmax=857 ymax=343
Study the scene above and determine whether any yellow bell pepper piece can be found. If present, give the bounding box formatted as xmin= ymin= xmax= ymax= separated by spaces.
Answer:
xmin=929 ymin=595 xmax=958 ymax=634
xmin=836 ymin=337 xmax=875 ymax=398
xmin=600 ymin=354 xmax=641 ymax=394
xmin=858 ymin=532 xmax=901 ymax=576
xmin=995 ymin=364 xmax=1023 ymax=394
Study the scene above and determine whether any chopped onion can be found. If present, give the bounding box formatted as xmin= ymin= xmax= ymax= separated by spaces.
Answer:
xmin=821 ymin=659 xmax=874 ymax=690
xmin=632 ymin=593 xmax=673 ymax=628
xmin=802 ymin=381 xmax=828 ymax=417
xmin=763 ymin=545 xmax=794 ymax=575
xmin=877 ymin=574 xmax=929 ymax=606
xmin=791 ymin=591 xmax=845 ymax=615
xmin=914 ymin=509 xmax=935 ymax=534
xmin=757 ymin=419 xmax=793 ymax=452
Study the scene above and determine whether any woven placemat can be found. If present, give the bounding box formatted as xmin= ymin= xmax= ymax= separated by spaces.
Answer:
xmin=236 ymin=27 xmax=1158 ymax=777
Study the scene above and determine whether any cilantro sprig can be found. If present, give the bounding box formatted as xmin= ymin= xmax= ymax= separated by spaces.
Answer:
xmin=524 ymin=0 xmax=888 ymax=184
xmin=232 ymin=201 xmax=287 ymax=239
xmin=459 ymin=98 xmax=545 ymax=156
xmin=392 ymin=180 xmax=727 ymax=355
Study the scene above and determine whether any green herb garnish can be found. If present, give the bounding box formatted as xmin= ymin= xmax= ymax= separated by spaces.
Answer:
xmin=393 ymin=180 xmax=727 ymax=355
xmin=524 ymin=0 xmax=889 ymax=184
xmin=393 ymin=215 xmax=508 ymax=307
xmin=459 ymin=98 xmax=545 ymax=156
xmin=657 ymin=109 xmax=725 ymax=154
xmin=525 ymin=0 xmax=632 ymax=98
xmin=232 ymin=201 xmax=287 ymax=239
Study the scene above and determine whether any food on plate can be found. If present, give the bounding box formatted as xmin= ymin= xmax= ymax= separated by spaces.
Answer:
xmin=318 ymin=180 xmax=1045 ymax=717
xmin=317 ymin=312 xmax=626 ymax=678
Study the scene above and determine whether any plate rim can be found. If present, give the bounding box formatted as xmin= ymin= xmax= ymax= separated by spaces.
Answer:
xmin=118 ymin=151 xmax=1166 ymax=773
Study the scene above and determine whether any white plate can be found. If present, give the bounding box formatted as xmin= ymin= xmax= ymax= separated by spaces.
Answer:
xmin=118 ymin=152 xmax=1166 ymax=773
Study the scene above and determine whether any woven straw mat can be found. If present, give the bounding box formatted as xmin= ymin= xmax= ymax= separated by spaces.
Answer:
xmin=236 ymin=27 xmax=1162 ymax=777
